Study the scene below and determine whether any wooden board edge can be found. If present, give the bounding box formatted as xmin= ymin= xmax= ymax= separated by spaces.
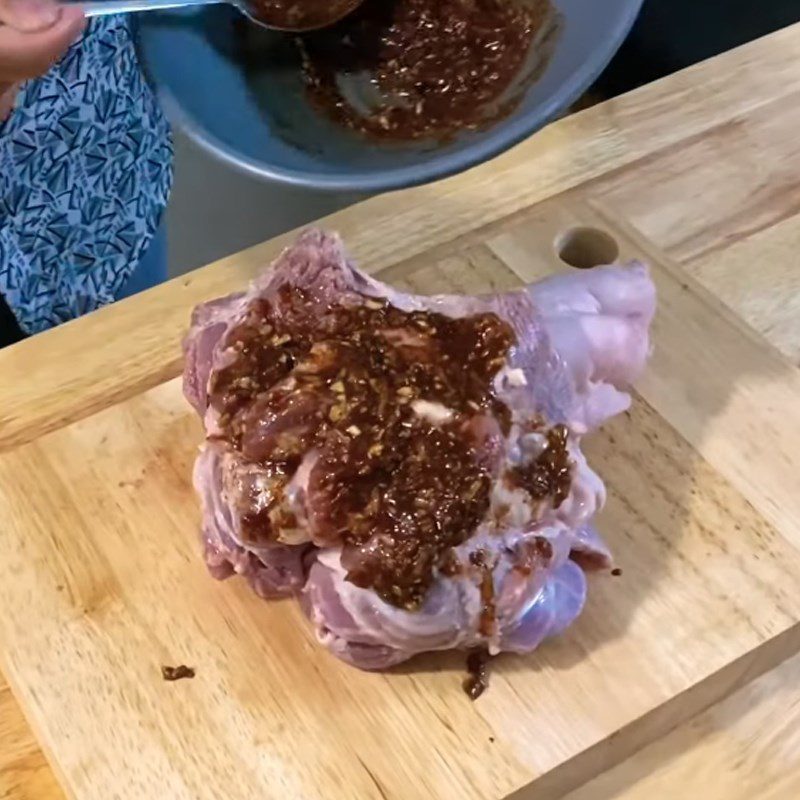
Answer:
xmin=0 ymin=657 xmax=72 ymax=800
xmin=508 ymin=623 xmax=800 ymax=800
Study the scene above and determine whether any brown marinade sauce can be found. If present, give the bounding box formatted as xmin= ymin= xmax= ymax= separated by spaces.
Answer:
xmin=162 ymin=665 xmax=196 ymax=682
xmin=513 ymin=536 xmax=554 ymax=576
xmin=248 ymin=0 xmax=356 ymax=30
xmin=209 ymin=284 xmax=575 ymax=612
xmin=469 ymin=549 xmax=496 ymax=636
xmin=463 ymin=647 xmax=491 ymax=700
xmin=299 ymin=0 xmax=555 ymax=141
xmin=209 ymin=287 xmax=515 ymax=609
xmin=507 ymin=424 xmax=572 ymax=509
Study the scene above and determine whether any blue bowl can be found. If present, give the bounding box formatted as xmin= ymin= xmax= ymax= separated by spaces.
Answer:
xmin=136 ymin=0 xmax=642 ymax=193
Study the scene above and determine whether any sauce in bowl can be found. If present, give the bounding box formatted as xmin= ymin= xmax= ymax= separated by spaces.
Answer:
xmin=298 ymin=0 xmax=558 ymax=141
xmin=247 ymin=0 xmax=362 ymax=30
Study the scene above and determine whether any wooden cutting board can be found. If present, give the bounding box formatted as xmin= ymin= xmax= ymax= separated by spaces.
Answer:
xmin=4 ymin=24 xmax=800 ymax=800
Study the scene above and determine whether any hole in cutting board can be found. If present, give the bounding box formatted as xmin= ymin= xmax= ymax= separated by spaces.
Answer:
xmin=556 ymin=227 xmax=620 ymax=269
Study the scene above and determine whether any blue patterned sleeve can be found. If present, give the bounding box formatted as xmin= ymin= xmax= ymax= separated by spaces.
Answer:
xmin=0 ymin=17 xmax=173 ymax=334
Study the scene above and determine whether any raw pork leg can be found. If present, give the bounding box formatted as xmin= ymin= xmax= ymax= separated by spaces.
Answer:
xmin=183 ymin=230 xmax=655 ymax=669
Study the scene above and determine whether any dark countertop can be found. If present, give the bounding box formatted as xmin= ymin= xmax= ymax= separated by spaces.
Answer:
xmin=595 ymin=0 xmax=800 ymax=97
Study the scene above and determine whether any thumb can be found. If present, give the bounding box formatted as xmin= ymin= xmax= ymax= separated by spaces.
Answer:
xmin=0 ymin=7 xmax=86 ymax=82
xmin=0 ymin=0 xmax=61 ymax=32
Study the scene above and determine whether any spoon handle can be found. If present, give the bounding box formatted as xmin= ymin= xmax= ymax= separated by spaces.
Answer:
xmin=77 ymin=0 xmax=222 ymax=17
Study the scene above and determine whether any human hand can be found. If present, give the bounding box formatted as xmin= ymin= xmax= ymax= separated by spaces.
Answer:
xmin=0 ymin=0 xmax=86 ymax=120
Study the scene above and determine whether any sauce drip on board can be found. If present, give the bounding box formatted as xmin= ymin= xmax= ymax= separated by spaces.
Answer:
xmin=161 ymin=665 xmax=196 ymax=682
xmin=463 ymin=648 xmax=491 ymax=700
xmin=298 ymin=0 xmax=557 ymax=141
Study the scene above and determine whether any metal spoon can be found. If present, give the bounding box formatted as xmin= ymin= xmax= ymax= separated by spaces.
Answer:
xmin=77 ymin=0 xmax=363 ymax=32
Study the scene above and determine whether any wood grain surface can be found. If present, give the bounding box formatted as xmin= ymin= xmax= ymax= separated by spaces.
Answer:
xmin=564 ymin=648 xmax=800 ymax=800
xmin=0 ymin=676 xmax=63 ymax=800
xmin=4 ymin=23 xmax=800 ymax=800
